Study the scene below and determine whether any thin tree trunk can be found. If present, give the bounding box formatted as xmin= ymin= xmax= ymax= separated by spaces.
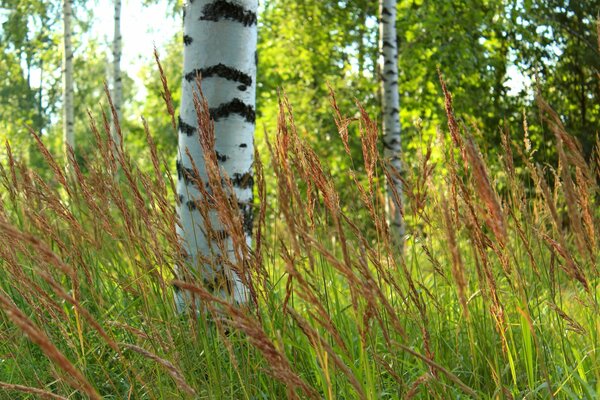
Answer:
xmin=176 ymin=0 xmax=258 ymax=309
xmin=62 ymin=0 xmax=74 ymax=157
xmin=112 ymin=0 xmax=123 ymax=147
xmin=378 ymin=0 xmax=404 ymax=250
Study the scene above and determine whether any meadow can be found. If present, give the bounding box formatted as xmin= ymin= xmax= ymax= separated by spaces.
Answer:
xmin=0 ymin=60 xmax=598 ymax=399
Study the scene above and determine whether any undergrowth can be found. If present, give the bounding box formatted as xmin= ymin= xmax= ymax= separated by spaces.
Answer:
xmin=0 ymin=67 xmax=599 ymax=399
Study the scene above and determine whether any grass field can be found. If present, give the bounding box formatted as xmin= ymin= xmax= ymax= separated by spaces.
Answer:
xmin=0 ymin=75 xmax=598 ymax=399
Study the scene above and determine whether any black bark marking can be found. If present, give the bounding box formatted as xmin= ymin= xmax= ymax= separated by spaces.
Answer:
xmin=237 ymin=85 xmax=247 ymax=91
xmin=382 ymin=7 xmax=392 ymax=16
xmin=200 ymin=0 xmax=257 ymax=26
xmin=383 ymin=138 xmax=400 ymax=150
xmin=215 ymin=151 xmax=228 ymax=162
xmin=178 ymin=159 xmax=253 ymax=192
xmin=238 ymin=201 xmax=253 ymax=237
xmin=209 ymin=99 xmax=255 ymax=123
xmin=255 ymin=51 xmax=258 ymax=66
xmin=186 ymin=197 xmax=216 ymax=211
xmin=231 ymin=172 xmax=253 ymax=189
xmin=178 ymin=116 xmax=196 ymax=136
xmin=177 ymin=160 xmax=200 ymax=184
xmin=186 ymin=200 xmax=197 ymax=211
xmin=239 ymin=143 xmax=247 ymax=148
xmin=176 ymin=159 xmax=184 ymax=181
xmin=203 ymin=268 xmax=233 ymax=295
xmin=213 ymin=230 xmax=230 ymax=241
xmin=390 ymin=108 xmax=399 ymax=115
xmin=185 ymin=63 xmax=252 ymax=86
xmin=183 ymin=34 xmax=193 ymax=45
xmin=383 ymin=40 xmax=394 ymax=48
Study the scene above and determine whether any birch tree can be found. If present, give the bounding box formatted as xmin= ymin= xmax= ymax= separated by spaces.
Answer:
xmin=378 ymin=0 xmax=404 ymax=248
xmin=111 ymin=0 xmax=123 ymax=147
xmin=63 ymin=0 xmax=74 ymax=155
xmin=175 ymin=0 xmax=258 ymax=308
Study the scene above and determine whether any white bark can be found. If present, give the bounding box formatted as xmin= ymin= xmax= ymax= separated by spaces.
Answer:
xmin=62 ymin=0 xmax=74 ymax=157
xmin=176 ymin=0 xmax=258 ymax=309
xmin=112 ymin=0 xmax=123 ymax=147
xmin=378 ymin=0 xmax=404 ymax=247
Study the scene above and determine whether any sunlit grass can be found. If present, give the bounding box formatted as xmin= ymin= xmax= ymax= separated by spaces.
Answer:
xmin=0 ymin=70 xmax=598 ymax=399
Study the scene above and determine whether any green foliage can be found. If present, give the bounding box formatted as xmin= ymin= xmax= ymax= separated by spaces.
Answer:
xmin=129 ymin=36 xmax=181 ymax=171
xmin=257 ymin=0 xmax=381 ymax=229
xmin=0 ymin=0 xmax=60 ymax=169
xmin=511 ymin=0 xmax=600 ymax=158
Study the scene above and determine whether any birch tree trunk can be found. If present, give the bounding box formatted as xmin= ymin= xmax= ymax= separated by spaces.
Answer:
xmin=111 ymin=0 xmax=123 ymax=147
xmin=176 ymin=0 xmax=258 ymax=309
xmin=62 ymin=0 xmax=74 ymax=156
xmin=378 ymin=0 xmax=404 ymax=249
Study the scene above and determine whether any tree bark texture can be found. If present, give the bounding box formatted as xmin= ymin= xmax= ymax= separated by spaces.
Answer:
xmin=378 ymin=0 xmax=404 ymax=248
xmin=112 ymin=0 xmax=123 ymax=147
xmin=62 ymin=0 xmax=74 ymax=156
xmin=176 ymin=0 xmax=258 ymax=309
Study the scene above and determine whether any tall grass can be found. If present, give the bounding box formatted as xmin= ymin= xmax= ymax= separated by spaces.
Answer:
xmin=0 ymin=66 xmax=598 ymax=399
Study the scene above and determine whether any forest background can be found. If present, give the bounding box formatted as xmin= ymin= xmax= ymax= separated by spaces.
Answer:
xmin=0 ymin=0 xmax=599 ymax=399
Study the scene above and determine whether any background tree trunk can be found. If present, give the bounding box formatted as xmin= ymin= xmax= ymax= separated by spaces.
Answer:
xmin=378 ymin=0 xmax=404 ymax=249
xmin=62 ymin=0 xmax=74 ymax=157
xmin=176 ymin=0 xmax=258 ymax=309
xmin=112 ymin=0 xmax=123 ymax=147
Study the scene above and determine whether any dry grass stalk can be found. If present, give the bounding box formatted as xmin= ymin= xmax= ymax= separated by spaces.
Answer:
xmin=357 ymin=103 xmax=379 ymax=190
xmin=547 ymin=302 xmax=586 ymax=335
xmin=403 ymin=143 xmax=434 ymax=220
xmin=253 ymin=144 xmax=267 ymax=276
xmin=0 ymin=291 xmax=101 ymax=399
xmin=173 ymin=280 xmax=319 ymax=399
xmin=87 ymin=110 xmax=115 ymax=172
xmin=328 ymin=84 xmax=354 ymax=157
xmin=439 ymin=73 xmax=508 ymax=247
xmin=121 ymin=342 xmax=196 ymax=396
xmin=405 ymin=372 xmax=433 ymax=400
xmin=154 ymin=48 xmax=177 ymax=132
xmin=27 ymin=128 xmax=71 ymax=196
xmin=574 ymin=166 xmax=597 ymax=264
xmin=103 ymin=82 xmax=125 ymax=156
xmin=142 ymin=117 xmax=167 ymax=195
xmin=455 ymin=177 xmax=508 ymax=337
xmin=0 ymin=220 xmax=76 ymax=279
xmin=556 ymin=141 xmax=589 ymax=260
xmin=4 ymin=141 xmax=19 ymax=197
xmin=539 ymin=231 xmax=588 ymax=290
xmin=464 ymin=133 xmax=508 ymax=248
xmin=287 ymin=307 xmax=367 ymax=400
xmin=500 ymin=122 xmax=515 ymax=179
xmin=0 ymin=382 xmax=68 ymax=400
xmin=394 ymin=341 xmax=480 ymax=399
xmin=438 ymin=71 xmax=466 ymax=161
xmin=441 ymin=193 xmax=469 ymax=319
